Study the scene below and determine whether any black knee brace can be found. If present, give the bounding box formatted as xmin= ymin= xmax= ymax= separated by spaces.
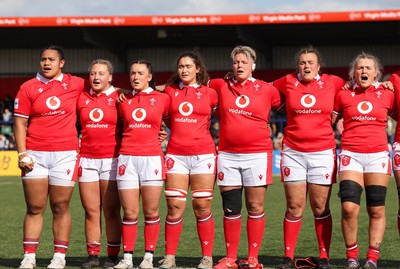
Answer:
xmin=365 ymin=185 xmax=387 ymax=207
xmin=397 ymin=186 xmax=400 ymax=199
xmin=338 ymin=180 xmax=363 ymax=205
xmin=221 ymin=188 xmax=242 ymax=216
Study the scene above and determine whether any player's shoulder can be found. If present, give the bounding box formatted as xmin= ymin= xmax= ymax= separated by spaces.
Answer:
xmin=20 ymin=77 xmax=40 ymax=89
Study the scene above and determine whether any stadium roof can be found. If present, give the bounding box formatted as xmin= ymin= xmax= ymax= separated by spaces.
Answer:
xmin=0 ymin=10 xmax=399 ymax=52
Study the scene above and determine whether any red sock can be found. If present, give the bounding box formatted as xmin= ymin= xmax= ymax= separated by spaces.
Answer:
xmin=283 ymin=213 xmax=302 ymax=259
xmin=165 ymin=217 xmax=183 ymax=255
xmin=223 ymin=214 xmax=242 ymax=260
xmin=144 ymin=216 xmax=160 ymax=252
xmin=314 ymin=211 xmax=332 ymax=259
xmin=107 ymin=241 xmax=121 ymax=257
xmin=247 ymin=212 xmax=265 ymax=259
xmin=23 ymin=238 xmax=39 ymax=254
xmin=86 ymin=241 xmax=101 ymax=256
xmin=346 ymin=243 xmax=359 ymax=260
xmin=366 ymin=246 xmax=380 ymax=264
xmin=197 ymin=213 xmax=214 ymax=257
xmin=54 ymin=240 xmax=69 ymax=254
xmin=122 ymin=219 xmax=138 ymax=252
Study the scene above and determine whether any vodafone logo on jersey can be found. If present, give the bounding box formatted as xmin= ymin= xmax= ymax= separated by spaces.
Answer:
xmin=132 ymin=108 xmax=146 ymax=122
xmin=357 ymin=101 xmax=373 ymax=114
xmin=46 ymin=96 xmax=61 ymax=110
xmin=89 ymin=108 xmax=104 ymax=122
xmin=178 ymin=101 xmax=194 ymax=116
xmin=300 ymin=94 xmax=316 ymax=108
xmin=235 ymin=95 xmax=250 ymax=108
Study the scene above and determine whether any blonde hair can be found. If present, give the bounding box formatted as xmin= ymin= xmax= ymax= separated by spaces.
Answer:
xmin=230 ymin=45 xmax=256 ymax=63
xmin=89 ymin=59 xmax=113 ymax=74
xmin=348 ymin=52 xmax=382 ymax=82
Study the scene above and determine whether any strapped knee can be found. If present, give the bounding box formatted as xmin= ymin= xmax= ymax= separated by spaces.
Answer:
xmin=192 ymin=189 xmax=213 ymax=200
xmin=338 ymin=180 xmax=363 ymax=205
xmin=365 ymin=185 xmax=387 ymax=207
xmin=164 ymin=188 xmax=187 ymax=201
xmin=221 ymin=188 xmax=242 ymax=216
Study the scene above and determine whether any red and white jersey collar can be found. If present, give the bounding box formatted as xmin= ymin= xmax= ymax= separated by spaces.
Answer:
xmin=230 ymin=76 xmax=256 ymax=86
xmin=133 ymin=87 xmax=154 ymax=95
xmin=179 ymin=81 xmax=200 ymax=89
xmin=352 ymin=81 xmax=380 ymax=90
xmin=297 ymin=73 xmax=321 ymax=81
xmin=36 ymin=72 xmax=64 ymax=84
xmin=89 ymin=85 xmax=116 ymax=96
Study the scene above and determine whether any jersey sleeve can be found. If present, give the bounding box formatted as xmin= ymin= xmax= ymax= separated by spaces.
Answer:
xmin=333 ymin=91 xmax=343 ymax=116
xmin=268 ymin=84 xmax=284 ymax=110
xmin=388 ymin=90 xmax=397 ymax=118
xmin=208 ymin=87 xmax=219 ymax=109
xmin=329 ymin=74 xmax=346 ymax=95
xmin=163 ymin=94 xmax=170 ymax=118
xmin=14 ymin=84 xmax=31 ymax=118
xmin=272 ymin=75 xmax=287 ymax=94
xmin=209 ymin=78 xmax=225 ymax=94
xmin=389 ymin=73 xmax=400 ymax=91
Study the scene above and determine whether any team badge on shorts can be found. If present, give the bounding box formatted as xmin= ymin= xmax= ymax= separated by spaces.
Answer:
xmin=283 ymin=167 xmax=290 ymax=177
xmin=165 ymin=157 xmax=175 ymax=170
xmin=394 ymin=154 xmax=400 ymax=167
xmin=118 ymin=164 xmax=126 ymax=176
xmin=78 ymin=166 xmax=82 ymax=177
xmin=218 ymin=171 xmax=224 ymax=181
xmin=341 ymin=155 xmax=351 ymax=166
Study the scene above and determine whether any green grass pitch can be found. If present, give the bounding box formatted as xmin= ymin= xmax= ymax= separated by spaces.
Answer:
xmin=0 ymin=176 xmax=398 ymax=268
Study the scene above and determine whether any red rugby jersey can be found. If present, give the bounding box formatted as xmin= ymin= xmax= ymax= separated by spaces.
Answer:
xmin=210 ymin=77 xmax=282 ymax=153
xmin=334 ymin=83 xmax=396 ymax=153
xmin=77 ymin=86 xmax=121 ymax=158
xmin=14 ymin=73 xmax=86 ymax=151
xmin=389 ymin=72 xmax=400 ymax=143
xmin=165 ymin=83 xmax=218 ymax=155
xmin=273 ymin=73 xmax=345 ymax=152
xmin=118 ymin=88 xmax=170 ymax=156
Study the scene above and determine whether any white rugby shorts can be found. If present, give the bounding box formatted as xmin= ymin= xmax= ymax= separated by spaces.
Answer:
xmin=280 ymin=144 xmax=336 ymax=185
xmin=338 ymin=149 xmax=391 ymax=174
xmin=392 ymin=142 xmax=400 ymax=171
xmin=216 ymin=151 xmax=272 ymax=187
xmin=22 ymin=150 xmax=78 ymax=186
xmin=78 ymin=157 xmax=118 ymax=182
xmin=165 ymin=153 xmax=216 ymax=175
xmin=117 ymin=154 xmax=165 ymax=189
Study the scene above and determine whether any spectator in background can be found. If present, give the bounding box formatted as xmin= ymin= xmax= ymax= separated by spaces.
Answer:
xmin=3 ymin=107 xmax=12 ymax=122
xmin=114 ymin=60 xmax=170 ymax=269
xmin=7 ymin=132 xmax=16 ymax=150
xmin=272 ymin=46 xmax=345 ymax=269
xmin=273 ymin=132 xmax=284 ymax=151
xmin=14 ymin=45 xmax=87 ymax=269
xmin=334 ymin=52 xmax=395 ymax=269
xmin=388 ymin=70 xmax=400 ymax=236
xmin=77 ymin=59 xmax=122 ymax=269
xmin=210 ymin=120 xmax=220 ymax=147
xmin=210 ymin=45 xmax=283 ymax=269
xmin=158 ymin=51 xmax=218 ymax=269
xmin=0 ymin=133 xmax=10 ymax=149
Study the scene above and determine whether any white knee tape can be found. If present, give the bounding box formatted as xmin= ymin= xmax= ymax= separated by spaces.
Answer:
xmin=164 ymin=188 xmax=187 ymax=201
xmin=191 ymin=189 xmax=213 ymax=200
